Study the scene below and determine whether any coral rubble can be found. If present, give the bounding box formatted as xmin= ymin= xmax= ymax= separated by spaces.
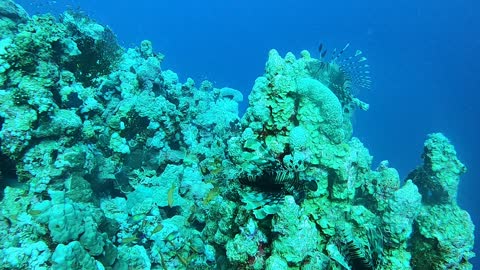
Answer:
xmin=0 ymin=0 xmax=475 ymax=269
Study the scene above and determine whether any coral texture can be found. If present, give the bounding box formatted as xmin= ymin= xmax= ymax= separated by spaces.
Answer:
xmin=0 ymin=2 xmax=475 ymax=269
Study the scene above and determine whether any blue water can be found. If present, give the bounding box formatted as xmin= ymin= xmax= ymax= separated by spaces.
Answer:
xmin=19 ymin=0 xmax=480 ymax=266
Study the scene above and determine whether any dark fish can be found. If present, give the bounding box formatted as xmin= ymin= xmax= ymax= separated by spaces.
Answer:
xmin=321 ymin=49 xmax=327 ymax=58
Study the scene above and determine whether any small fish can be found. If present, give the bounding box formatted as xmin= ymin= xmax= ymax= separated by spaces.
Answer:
xmin=130 ymin=213 xmax=146 ymax=223
xmin=28 ymin=209 xmax=42 ymax=216
xmin=165 ymin=232 xmax=176 ymax=242
xmin=121 ymin=236 xmax=138 ymax=244
xmin=203 ymin=186 xmax=220 ymax=205
xmin=167 ymin=184 xmax=176 ymax=207
xmin=151 ymin=224 xmax=164 ymax=234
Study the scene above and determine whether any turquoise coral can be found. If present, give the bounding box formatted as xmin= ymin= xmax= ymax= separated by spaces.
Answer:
xmin=0 ymin=1 xmax=475 ymax=269
xmin=409 ymin=133 xmax=467 ymax=204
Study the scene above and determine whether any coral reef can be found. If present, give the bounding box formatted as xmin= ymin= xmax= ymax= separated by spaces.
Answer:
xmin=0 ymin=1 xmax=475 ymax=269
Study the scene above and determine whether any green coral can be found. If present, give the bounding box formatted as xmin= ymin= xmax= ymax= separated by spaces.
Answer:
xmin=0 ymin=2 xmax=476 ymax=269
xmin=51 ymin=241 xmax=98 ymax=270
xmin=405 ymin=134 xmax=474 ymax=269
xmin=409 ymin=133 xmax=467 ymax=204
xmin=271 ymin=196 xmax=321 ymax=265
xmin=411 ymin=204 xmax=475 ymax=269
xmin=296 ymin=77 xmax=344 ymax=143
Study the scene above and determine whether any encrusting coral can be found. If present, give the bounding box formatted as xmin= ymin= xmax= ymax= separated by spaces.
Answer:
xmin=0 ymin=0 xmax=475 ymax=269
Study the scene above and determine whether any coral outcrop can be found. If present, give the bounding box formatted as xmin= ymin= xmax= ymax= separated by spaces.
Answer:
xmin=0 ymin=1 xmax=475 ymax=269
